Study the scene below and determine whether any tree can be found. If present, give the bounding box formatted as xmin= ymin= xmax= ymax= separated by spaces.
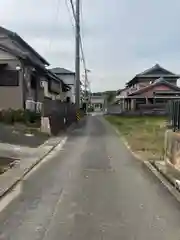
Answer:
xmin=105 ymin=91 xmax=116 ymax=103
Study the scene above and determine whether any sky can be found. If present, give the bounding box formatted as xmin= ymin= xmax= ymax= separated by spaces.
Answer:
xmin=1 ymin=0 xmax=180 ymax=92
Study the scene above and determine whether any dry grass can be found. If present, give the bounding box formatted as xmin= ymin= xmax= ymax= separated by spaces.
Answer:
xmin=106 ymin=116 xmax=166 ymax=161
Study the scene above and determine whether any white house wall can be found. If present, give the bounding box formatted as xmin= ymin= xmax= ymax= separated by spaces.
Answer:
xmin=65 ymin=85 xmax=75 ymax=103
xmin=60 ymin=75 xmax=75 ymax=85
xmin=91 ymin=98 xmax=105 ymax=104
xmin=43 ymin=80 xmax=61 ymax=100
xmin=0 ymin=48 xmax=17 ymax=60
xmin=0 ymin=48 xmax=23 ymax=109
xmin=57 ymin=74 xmax=75 ymax=103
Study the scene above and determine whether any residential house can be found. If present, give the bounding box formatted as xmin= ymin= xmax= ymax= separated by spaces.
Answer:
xmin=114 ymin=88 xmax=128 ymax=111
xmin=51 ymin=67 xmax=75 ymax=103
xmin=116 ymin=64 xmax=180 ymax=113
xmin=115 ymin=88 xmax=128 ymax=100
xmin=90 ymin=94 xmax=106 ymax=112
xmin=0 ymin=26 xmax=69 ymax=112
xmin=0 ymin=26 xmax=49 ymax=111
xmin=43 ymin=70 xmax=70 ymax=101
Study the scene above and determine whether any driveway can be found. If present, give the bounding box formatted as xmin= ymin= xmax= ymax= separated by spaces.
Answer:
xmin=0 ymin=116 xmax=180 ymax=239
xmin=0 ymin=123 xmax=49 ymax=147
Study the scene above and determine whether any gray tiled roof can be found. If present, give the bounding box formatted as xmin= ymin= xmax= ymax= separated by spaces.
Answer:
xmin=51 ymin=67 xmax=75 ymax=75
xmin=126 ymin=64 xmax=179 ymax=87
xmin=137 ymin=63 xmax=175 ymax=76
xmin=0 ymin=26 xmax=49 ymax=66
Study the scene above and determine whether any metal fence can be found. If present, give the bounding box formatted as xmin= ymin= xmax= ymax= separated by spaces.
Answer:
xmin=106 ymin=103 xmax=167 ymax=116
xmin=106 ymin=104 xmax=122 ymax=115
xmin=167 ymin=100 xmax=180 ymax=132
xmin=43 ymin=99 xmax=77 ymax=135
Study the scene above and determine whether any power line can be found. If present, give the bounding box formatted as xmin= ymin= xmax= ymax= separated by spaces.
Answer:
xmin=68 ymin=0 xmax=90 ymax=108
xmin=80 ymin=0 xmax=84 ymax=39
xmin=69 ymin=0 xmax=87 ymax=72
xmin=48 ymin=0 xmax=62 ymax=52
xmin=65 ymin=0 xmax=85 ymax=70
xmin=69 ymin=0 xmax=89 ymax=93
xmin=69 ymin=0 xmax=76 ymax=18
xmin=65 ymin=0 xmax=75 ymax=31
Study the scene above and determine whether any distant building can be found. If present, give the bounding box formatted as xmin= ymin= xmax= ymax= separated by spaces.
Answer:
xmin=51 ymin=68 xmax=75 ymax=103
xmin=116 ymin=64 xmax=180 ymax=113
xmin=90 ymin=95 xmax=106 ymax=111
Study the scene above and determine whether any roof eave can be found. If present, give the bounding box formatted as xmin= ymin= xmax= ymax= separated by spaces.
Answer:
xmin=54 ymin=72 xmax=75 ymax=76
xmin=9 ymin=32 xmax=49 ymax=66
xmin=129 ymin=80 xmax=180 ymax=96
xmin=126 ymin=76 xmax=138 ymax=86
xmin=137 ymin=74 xmax=180 ymax=78
xmin=50 ymin=68 xmax=75 ymax=75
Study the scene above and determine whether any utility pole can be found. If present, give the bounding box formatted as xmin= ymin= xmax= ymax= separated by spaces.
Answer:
xmin=82 ymin=69 xmax=87 ymax=112
xmin=75 ymin=0 xmax=80 ymax=109
xmin=84 ymin=69 xmax=88 ymax=98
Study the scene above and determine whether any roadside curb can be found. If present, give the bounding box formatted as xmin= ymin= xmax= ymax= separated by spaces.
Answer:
xmin=143 ymin=161 xmax=180 ymax=203
xmin=0 ymin=121 xmax=79 ymax=200
xmin=0 ymin=136 xmax=64 ymax=200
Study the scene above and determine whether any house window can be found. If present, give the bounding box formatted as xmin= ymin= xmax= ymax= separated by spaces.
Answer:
xmin=155 ymin=98 xmax=166 ymax=104
xmin=0 ymin=70 xmax=19 ymax=86
xmin=31 ymin=75 xmax=37 ymax=89
xmin=48 ymin=79 xmax=60 ymax=94
xmin=66 ymin=97 xmax=70 ymax=103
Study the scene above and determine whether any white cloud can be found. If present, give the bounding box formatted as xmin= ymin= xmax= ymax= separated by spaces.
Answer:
xmin=1 ymin=0 xmax=180 ymax=91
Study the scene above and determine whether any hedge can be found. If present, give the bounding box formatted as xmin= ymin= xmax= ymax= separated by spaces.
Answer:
xmin=0 ymin=109 xmax=41 ymax=125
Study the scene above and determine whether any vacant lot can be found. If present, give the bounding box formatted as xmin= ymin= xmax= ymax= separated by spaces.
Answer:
xmin=0 ymin=157 xmax=18 ymax=174
xmin=0 ymin=123 xmax=49 ymax=147
xmin=106 ymin=115 xmax=167 ymax=160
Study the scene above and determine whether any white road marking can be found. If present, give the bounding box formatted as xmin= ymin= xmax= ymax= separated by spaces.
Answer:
xmin=23 ymin=136 xmax=68 ymax=180
xmin=0 ymin=136 xmax=68 ymax=213
xmin=0 ymin=183 xmax=22 ymax=213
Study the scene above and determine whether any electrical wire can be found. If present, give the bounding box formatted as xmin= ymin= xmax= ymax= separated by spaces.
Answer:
xmin=69 ymin=0 xmax=87 ymax=73
xmin=80 ymin=0 xmax=84 ymax=39
xmin=68 ymin=0 xmax=91 ymax=97
xmin=69 ymin=0 xmax=76 ymax=18
xmin=65 ymin=0 xmax=75 ymax=31
xmin=48 ymin=0 xmax=62 ymax=52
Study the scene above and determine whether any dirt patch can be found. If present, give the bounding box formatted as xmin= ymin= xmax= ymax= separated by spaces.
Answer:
xmin=0 ymin=157 xmax=19 ymax=174
xmin=105 ymin=116 xmax=166 ymax=161
xmin=0 ymin=123 xmax=49 ymax=147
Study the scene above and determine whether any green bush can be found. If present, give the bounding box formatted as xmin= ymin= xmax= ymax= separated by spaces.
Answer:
xmin=24 ymin=110 xmax=41 ymax=124
xmin=0 ymin=109 xmax=41 ymax=126
xmin=2 ymin=109 xmax=14 ymax=124
xmin=87 ymin=106 xmax=94 ymax=112
xmin=13 ymin=109 xmax=25 ymax=123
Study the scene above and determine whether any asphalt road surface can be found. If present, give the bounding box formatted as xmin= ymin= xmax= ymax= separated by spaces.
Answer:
xmin=0 ymin=116 xmax=180 ymax=239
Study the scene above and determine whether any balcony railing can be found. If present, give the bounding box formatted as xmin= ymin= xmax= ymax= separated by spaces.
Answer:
xmin=25 ymin=100 xmax=43 ymax=113
xmin=128 ymin=87 xmax=138 ymax=94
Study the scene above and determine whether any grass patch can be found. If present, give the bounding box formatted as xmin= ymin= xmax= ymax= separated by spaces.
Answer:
xmin=105 ymin=115 xmax=166 ymax=160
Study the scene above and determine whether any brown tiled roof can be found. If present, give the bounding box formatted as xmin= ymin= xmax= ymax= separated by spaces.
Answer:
xmin=128 ymin=78 xmax=180 ymax=96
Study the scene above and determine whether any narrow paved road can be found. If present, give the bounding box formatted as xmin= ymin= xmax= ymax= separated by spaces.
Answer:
xmin=0 ymin=116 xmax=180 ymax=239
